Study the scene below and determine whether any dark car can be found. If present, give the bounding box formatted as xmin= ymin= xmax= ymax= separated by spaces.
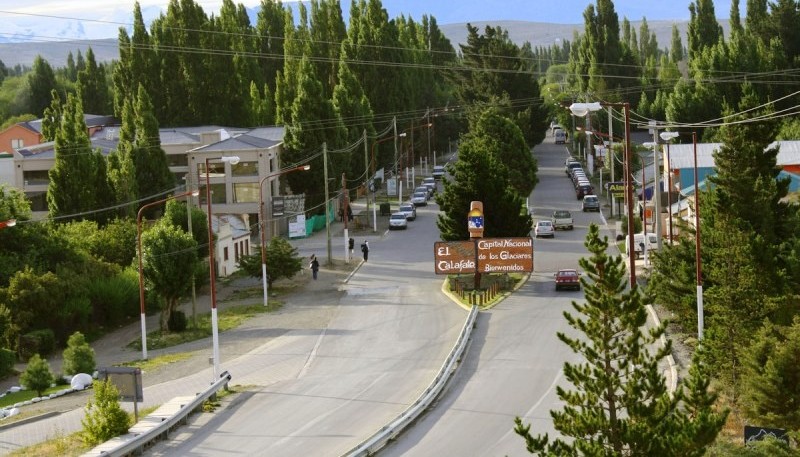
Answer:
xmin=555 ymin=269 xmax=581 ymax=291
xmin=576 ymin=183 xmax=594 ymax=199
xmin=582 ymin=194 xmax=600 ymax=212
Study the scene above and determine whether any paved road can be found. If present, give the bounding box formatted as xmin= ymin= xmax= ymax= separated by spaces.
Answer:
xmin=381 ymin=136 xmax=613 ymax=456
xmin=147 ymin=197 xmax=468 ymax=455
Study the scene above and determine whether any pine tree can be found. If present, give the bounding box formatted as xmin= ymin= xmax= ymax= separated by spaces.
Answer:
xmin=81 ymin=379 xmax=131 ymax=446
xmin=20 ymin=354 xmax=54 ymax=397
xmin=514 ymin=224 xmax=726 ymax=456
xmin=62 ymin=331 xmax=96 ymax=376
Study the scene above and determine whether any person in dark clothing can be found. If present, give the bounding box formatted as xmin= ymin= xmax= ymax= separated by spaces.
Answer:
xmin=310 ymin=255 xmax=320 ymax=280
xmin=349 ymin=238 xmax=355 ymax=257
xmin=360 ymin=240 xmax=369 ymax=261
xmin=347 ymin=205 xmax=354 ymax=222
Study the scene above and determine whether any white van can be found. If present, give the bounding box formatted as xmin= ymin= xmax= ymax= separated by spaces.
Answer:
xmin=624 ymin=233 xmax=658 ymax=259
xmin=554 ymin=129 xmax=567 ymax=144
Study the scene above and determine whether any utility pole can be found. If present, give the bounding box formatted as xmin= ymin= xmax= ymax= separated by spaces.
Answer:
xmin=185 ymin=171 xmax=197 ymax=327
xmin=608 ymin=107 xmax=614 ymax=217
xmin=342 ymin=172 xmax=349 ymax=263
xmin=323 ymin=142 xmax=332 ymax=265
xmin=392 ymin=117 xmax=397 ymax=177
xmin=363 ymin=130 xmax=370 ymax=231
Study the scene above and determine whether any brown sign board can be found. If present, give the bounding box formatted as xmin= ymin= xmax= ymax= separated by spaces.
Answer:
xmin=433 ymin=237 xmax=534 ymax=274
xmin=476 ymin=237 xmax=533 ymax=273
xmin=98 ymin=367 xmax=143 ymax=402
xmin=434 ymin=241 xmax=476 ymax=274
xmin=607 ymin=181 xmax=625 ymax=198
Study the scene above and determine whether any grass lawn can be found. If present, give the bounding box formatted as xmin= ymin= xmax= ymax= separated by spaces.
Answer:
xmin=0 ymin=384 xmax=71 ymax=409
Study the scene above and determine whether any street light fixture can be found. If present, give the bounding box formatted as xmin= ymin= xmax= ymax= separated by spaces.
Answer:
xmin=258 ymin=164 xmax=310 ymax=307
xmin=136 ymin=189 xmax=200 ymax=360
xmin=570 ymin=101 xmax=636 ymax=287
xmin=204 ymin=155 xmax=240 ymax=380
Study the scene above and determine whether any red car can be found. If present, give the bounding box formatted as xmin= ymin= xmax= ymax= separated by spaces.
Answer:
xmin=555 ymin=269 xmax=581 ymax=291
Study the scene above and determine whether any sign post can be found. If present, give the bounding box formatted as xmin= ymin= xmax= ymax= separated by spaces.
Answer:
xmin=468 ymin=201 xmax=484 ymax=289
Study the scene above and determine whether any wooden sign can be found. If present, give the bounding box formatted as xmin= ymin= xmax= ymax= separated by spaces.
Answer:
xmin=476 ymin=237 xmax=533 ymax=273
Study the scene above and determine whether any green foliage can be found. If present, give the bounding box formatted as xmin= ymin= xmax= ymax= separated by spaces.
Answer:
xmin=20 ymin=354 xmax=54 ymax=397
xmin=62 ymin=331 xmax=96 ymax=376
xmin=164 ymin=199 xmax=209 ymax=258
xmin=237 ymin=237 xmax=303 ymax=287
xmin=515 ymin=224 xmax=725 ymax=455
xmin=436 ymin=123 xmax=531 ymax=241
xmin=168 ymin=310 xmax=188 ymax=332
xmin=81 ymin=379 xmax=131 ymax=446
xmin=141 ymin=221 xmax=199 ymax=331
xmin=26 ymin=56 xmax=58 ymax=117
xmin=741 ymin=317 xmax=800 ymax=431
xmin=86 ymin=267 xmax=140 ymax=326
xmin=0 ymin=348 xmax=15 ymax=378
xmin=19 ymin=329 xmax=55 ymax=360
xmin=0 ymin=113 xmax=36 ymax=131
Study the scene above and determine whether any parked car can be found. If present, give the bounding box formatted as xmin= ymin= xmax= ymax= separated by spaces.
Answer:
xmin=398 ymin=202 xmax=417 ymax=220
xmin=534 ymin=220 xmax=555 ymax=238
xmin=422 ymin=177 xmax=436 ymax=196
xmin=389 ymin=212 xmax=408 ymax=230
xmin=566 ymin=161 xmax=582 ymax=176
xmin=582 ymin=194 xmax=600 ymax=212
xmin=555 ymin=269 xmax=581 ymax=291
xmin=576 ymin=183 xmax=594 ymax=199
xmin=411 ymin=191 xmax=428 ymax=206
xmin=415 ymin=186 xmax=430 ymax=201
xmin=552 ymin=210 xmax=574 ymax=230
xmin=432 ymin=165 xmax=446 ymax=179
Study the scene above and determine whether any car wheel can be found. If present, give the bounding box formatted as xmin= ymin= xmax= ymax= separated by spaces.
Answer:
xmin=569 ymin=226 xmax=574 ymax=230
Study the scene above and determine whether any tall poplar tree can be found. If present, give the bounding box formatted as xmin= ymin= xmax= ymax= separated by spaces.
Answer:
xmin=106 ymin=99 xmax=138 ymax=218
xmin=27 ymin=56 xmax=58 ymax=117
xmin=687 ymin=0 xmax=722 ymax=64
xmin=132 ymin=85 xmax=174 ymax=212
xmin=255 ymin=0 xmax=286 ymax=94
xmin=77 ymin=48 xmax=110 ymax=115
xmin=515 ymin=224 xmax=726 ymax=456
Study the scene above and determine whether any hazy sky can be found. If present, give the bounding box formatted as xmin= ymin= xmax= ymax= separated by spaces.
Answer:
xmin=1 ymin=0 xmax=740 ymax=41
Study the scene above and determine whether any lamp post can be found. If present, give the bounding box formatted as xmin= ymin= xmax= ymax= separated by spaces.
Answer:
xmin=259 ymin=164 xmax=310 ymax=307
xmin=692 ymin=132 xmax=703 ymax=340
xmin=204 ymin=155 xmax=240 ymax=379
xmin=0 ymin=219 xmax=15 ymax=229
xmin=137 ymin=189 xmax=199 ymax=360
xmin=660 ymin=132 xmax=680 ymax=243
xmin=570 ymin=102 xmax=636 ymax=287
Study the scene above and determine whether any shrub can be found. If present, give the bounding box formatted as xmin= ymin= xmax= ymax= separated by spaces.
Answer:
xmin=86 ymin=268 xmax=140 ymax=327
xmin=82 ymin=379 xmax=131 ymax=446
xmin=17 ymin=329 xmax=56 ymax=361
xmin=62 ymin=331 xmax=96 ymax=376
xmin=0 ymin=348 xmax=16 ymax=378
xmin=168 ymin=310 xmax=188 ymax=332
xmin=20 ymin=354 xmax=54 ymax=397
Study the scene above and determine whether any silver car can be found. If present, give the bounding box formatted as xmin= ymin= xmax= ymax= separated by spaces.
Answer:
xmin=389 ymin=212 xmax=408 ymax=230
xmin=534 ymin=220 xmax=555 ymax=238
xmin=399 ymin=203 xmax=417 ymax=220
xmin=411 ymin=191 xmax=428 ymax=206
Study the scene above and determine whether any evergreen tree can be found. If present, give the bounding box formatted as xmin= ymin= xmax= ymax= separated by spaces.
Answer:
xmin=20 ymin=354 xmax=54 ymax=397
xmin=81 ymin=379 xmax=131 ymax=446
xmin=332 ymin=56 xmax=375 ymax=179
xmin=77 ymin=48 xmax=109 ymax=115
xmin=62 ymin=331 xmax=96 ymax=375
xmin=670 ymin=24 xmax=684 ymax=63
xmin=40 ymin=89 xmax=63 ymax=142
xmin=436 ymin=123 xmax=531 ymax=241
xmin=237 ymin=237 xmax=303 ymax=287
xmin=47 ymin=94 xmax=99 ymax=223
xmin=514 ymin=224 xmax=726 ymax=456
xmin=687 ymin=0 xmax=723 ymax=64
xmin=106 ymin=99 xmax=138 ymax=218
xmin=255 ymin=0 xmax=286 ymax=94
xmin=27 ymin=56 xmax=58 ymax=117
xmin=132 ymin=85 xmax=174 ymax=213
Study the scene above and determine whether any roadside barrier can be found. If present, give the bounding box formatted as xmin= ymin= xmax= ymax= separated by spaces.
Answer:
xmin=81 ymin=371 xmax=231 ymax=457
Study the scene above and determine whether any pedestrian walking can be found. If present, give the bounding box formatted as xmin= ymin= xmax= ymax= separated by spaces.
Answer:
xmin=349 ymin=238 xmax=355 ymax=257
xmin=360 ymin=240 xmax=369 ymax=262
xmin=310 ymin=254 xmax=320 ymax=280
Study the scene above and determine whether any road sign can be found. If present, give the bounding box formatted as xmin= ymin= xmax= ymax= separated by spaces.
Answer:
xmin=607 ymin=181 xmax=625 ymax=198
xmin=476 ymin=237 xmax=533 ymax=273
xmin=433 ymin=237 xmax=534 ymax=274
xmin=434 ymin=241 xmax=476 ymax=274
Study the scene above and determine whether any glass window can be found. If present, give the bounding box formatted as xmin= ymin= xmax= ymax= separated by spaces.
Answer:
xmin=23 ymin=170 xmax=50 ymax=185
xmin=232 ymin=161 xmax=258 ymax=176
xmin=198 ymin=184 xmax=227 ymax=205
xmin=224 ymin=247 xmax=229 ymax=261
xmin=167 ymin=154 xmax=188 ymax=167
xmin=198 ymin=162 xmax=225 ymax=179
xmin=233 ymin=183 xmax=259 ymax=203
xmin=11 ymin=139 xmax=23 ymax=149
xmin=26 ymin=191 xmax=47 ymax=212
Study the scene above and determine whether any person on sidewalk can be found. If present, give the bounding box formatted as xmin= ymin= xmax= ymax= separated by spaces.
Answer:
xmin=360 ymin=240 xmax=369 ymax=262
xmin=310 ymin=255 xmax=320 ymax=280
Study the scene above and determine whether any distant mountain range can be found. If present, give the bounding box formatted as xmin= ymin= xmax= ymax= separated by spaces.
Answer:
xmin=0 ymin=18 xmax=729 ymax=69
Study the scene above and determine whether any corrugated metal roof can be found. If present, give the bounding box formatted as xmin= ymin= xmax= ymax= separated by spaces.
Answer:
xmin=668 ymin=141 xmax=800 ymax=169
xmin=193 ymin=133 xmax=279 ymax=152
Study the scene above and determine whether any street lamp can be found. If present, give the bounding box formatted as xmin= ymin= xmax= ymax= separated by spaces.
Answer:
xmin=259 ymin=164 xmax=310 ymax=307
xmin=137 ymin=189 xmax=199 ymax=360
xmin=660 ymin=131 xmax=680 ymax=243
xmin=570 ymin=102 xmax=636 ymax=287
xmin=0 ymin=219 xmax=15 ymax=229
xmin=204 ymin=155 xmax=240 ymax=380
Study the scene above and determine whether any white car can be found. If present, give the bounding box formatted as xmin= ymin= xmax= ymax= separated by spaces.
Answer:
xmin=534 ymin=220 xmax=555 ymax=238
xmin=411 ymin=191 xmax=428 ymax=206
xmin=422 ymin=177 xmax=436 ymax=196
xmin=398 ymin=203 xmax=417 ymax=220
xmin=389 ymin=212 xmax=408 ymax=230
xmin=432 ymin=165 xmax=446 ymax=179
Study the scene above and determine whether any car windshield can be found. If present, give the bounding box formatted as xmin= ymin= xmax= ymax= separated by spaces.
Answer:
xmin=400 ymin=205 xmax=412 ymax=211
xmin=391 ymin=214 xmax=405 ymax=220
xmin=538 ymin=221 xmax=552 ymax=226
xmin=554 ymin=211 xmax=570 ymax=217
xmin=558 ymin=271 xmax=578 ymax=278
xmin=585 ymin=196 xmax=598 ymax=202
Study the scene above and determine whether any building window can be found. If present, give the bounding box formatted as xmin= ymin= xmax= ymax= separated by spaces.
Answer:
xmin=233 ymin=183 xmax=259 ymax=203
xmin=198 ymin=184 xmax=227 ymax=205
xmin=11 ymin=139 xmax=23 ymax=149
xmin=223 ymin=247 xmax=229 ymax=261
xmin=26 ymin=191 xmax=47 ymax=212
xmin=198 ymin=162 xmax=225 ymax=178
xmin=234 ymin=243 xmax=239 ymax=261
xmin=167 ymin=154 xmax=188 ymax=167
xmin=232 ymin=161 xmax=258 ymax=177
xmin=22 ymin=170 xmax=50 ymax=185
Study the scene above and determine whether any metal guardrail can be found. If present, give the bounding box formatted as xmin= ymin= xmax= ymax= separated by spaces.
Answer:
xmin=344 ymin=305 xmax=479 ymax=457
xmin=81 ymin=371 xmax=231 ymax=457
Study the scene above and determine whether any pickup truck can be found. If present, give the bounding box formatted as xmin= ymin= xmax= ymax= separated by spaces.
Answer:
xmin=552 ymin=210 xmax=574 ymax=230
